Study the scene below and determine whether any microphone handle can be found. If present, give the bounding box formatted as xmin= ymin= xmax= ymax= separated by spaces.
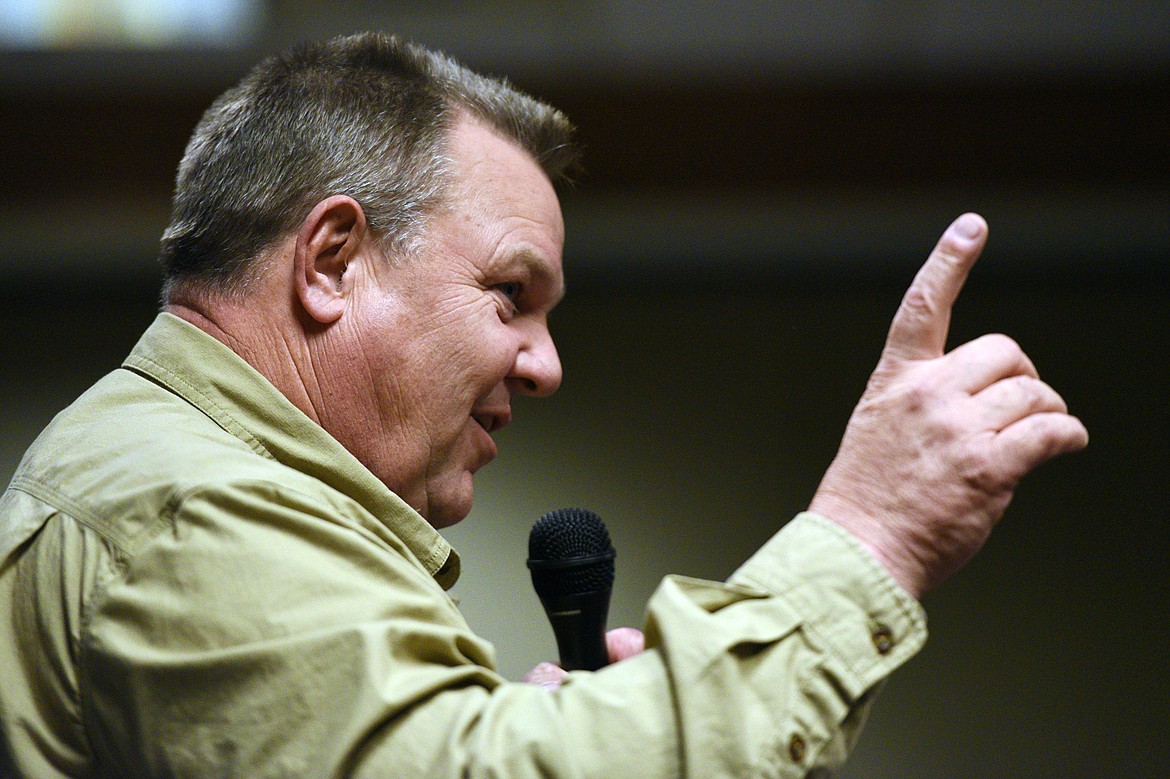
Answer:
xmin=538 ymin=587 xmax=612 ymax=671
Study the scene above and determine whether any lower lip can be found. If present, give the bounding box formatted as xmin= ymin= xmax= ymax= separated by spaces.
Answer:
xmin=473 ymin=420 xmax=498 ymax=462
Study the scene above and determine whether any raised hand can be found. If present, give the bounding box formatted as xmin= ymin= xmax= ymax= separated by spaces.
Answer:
xmin=809 ymin=214 xmax=1089 ymax=598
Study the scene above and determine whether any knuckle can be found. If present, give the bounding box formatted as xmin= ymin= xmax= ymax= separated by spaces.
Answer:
xmin=900 ymin=370 xmax=946 ymax=413
xmin=1035 ymin=382 xmax=1066 ymax=413
xmin=980 ymin=332 xmax=1022 ymax=356
xmin=900 ymin=284 xmax=941 ymax=322
xmin=1014 ymin=376 xmax=1066 ymax=414
xmin=1010 ymin=374 xmax=1043 ymax=403
xmin=961 ymin=444 xmax=1012 ymax=492
xmin=1037 ymin=417 xmax=1082 ymax=454
xmin=932 ymin=250 xmax=966 ymax=281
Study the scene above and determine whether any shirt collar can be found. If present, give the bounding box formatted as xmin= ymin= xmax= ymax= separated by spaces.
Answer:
xmin=123 ymin=312 xmax=460 ymax=589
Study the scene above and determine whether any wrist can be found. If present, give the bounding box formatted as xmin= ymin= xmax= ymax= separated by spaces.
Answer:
xmin=807 ymin=494 xmax=927 ymax=600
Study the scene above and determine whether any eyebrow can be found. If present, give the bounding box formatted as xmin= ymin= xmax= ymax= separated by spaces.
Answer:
xmin=499 ymin=246 xmax=566 ymax=308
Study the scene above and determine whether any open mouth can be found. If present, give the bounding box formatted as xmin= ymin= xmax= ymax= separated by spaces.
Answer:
xmin=472 ymin=407 xmax=511 ymax=434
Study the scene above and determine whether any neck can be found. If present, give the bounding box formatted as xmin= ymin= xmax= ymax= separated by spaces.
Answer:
xmin=165 ymin=286 xmax=325 ymax=427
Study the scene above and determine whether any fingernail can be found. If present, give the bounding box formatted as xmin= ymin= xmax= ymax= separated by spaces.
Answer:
xmin=954 ymin=214 xmax=984 ymax=240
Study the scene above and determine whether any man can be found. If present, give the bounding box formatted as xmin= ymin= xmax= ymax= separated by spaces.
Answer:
xmin=0 ymin=32 xmax=1087 ymax=777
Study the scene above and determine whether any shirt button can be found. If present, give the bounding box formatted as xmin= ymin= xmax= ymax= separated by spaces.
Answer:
xmin=788 ymin=733 xmax=807 ymax=763
xmin=871 ymin=624 xmax=895 ymax=655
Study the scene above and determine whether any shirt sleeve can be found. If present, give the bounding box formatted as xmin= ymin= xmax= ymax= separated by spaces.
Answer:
xmin=80 ymin=480 xmax=925 ymax=778
xmin=640 ymin=512 xmax=928 ymax=775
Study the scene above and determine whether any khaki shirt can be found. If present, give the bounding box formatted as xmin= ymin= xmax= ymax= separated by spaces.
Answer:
xmin=1 ymin=313 xmax=926 ymax=777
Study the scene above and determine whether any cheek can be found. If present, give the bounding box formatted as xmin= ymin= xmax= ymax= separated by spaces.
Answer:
xmin=390 ymin=306 xmax=518 ymax=434
xmin=440 ymin=318 xmax=517 ymax=385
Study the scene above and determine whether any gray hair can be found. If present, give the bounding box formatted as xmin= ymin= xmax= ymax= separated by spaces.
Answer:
xmin=159 ymin=32 xmax=579 ymax=299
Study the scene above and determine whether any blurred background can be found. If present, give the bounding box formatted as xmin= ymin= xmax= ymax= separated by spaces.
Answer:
xmin=1 ymin=1 xmax=1166 ymax=776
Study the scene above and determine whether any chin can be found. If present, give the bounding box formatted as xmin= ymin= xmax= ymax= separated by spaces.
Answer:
xmin=425 ymin=483 xmax=476 ymax=529
xmin=428 ymin=506 xmax=471 ymax=530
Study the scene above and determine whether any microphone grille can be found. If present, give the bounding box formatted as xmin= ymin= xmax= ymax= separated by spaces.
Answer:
xmin=529 ymin=507 xmax=613 ymax=560
xmin=527 ymin=508 xmax=615 ymax=598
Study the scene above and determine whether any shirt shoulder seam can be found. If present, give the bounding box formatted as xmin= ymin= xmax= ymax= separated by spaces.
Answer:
xmin=121 ymin=355 xmax=272 ymax=461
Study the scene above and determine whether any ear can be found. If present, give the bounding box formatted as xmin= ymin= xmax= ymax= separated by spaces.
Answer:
xmin=293 ymin=195 xmax=369 ymax=324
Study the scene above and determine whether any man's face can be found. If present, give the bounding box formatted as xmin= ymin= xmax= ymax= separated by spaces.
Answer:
xmin=320 ymin=117 xmax=565 ymax=528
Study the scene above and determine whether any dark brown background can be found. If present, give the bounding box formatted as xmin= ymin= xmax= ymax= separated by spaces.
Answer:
xmin=2 ymin=4 xmax=1166 ymax=776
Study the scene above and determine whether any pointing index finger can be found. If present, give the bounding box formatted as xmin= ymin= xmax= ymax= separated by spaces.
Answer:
xmin=883 ymin=213 xmax=989 ymax=362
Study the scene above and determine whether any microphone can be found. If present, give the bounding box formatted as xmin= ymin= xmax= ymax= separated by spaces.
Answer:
xmin=527 ymin=507 xmax=616 ymax=672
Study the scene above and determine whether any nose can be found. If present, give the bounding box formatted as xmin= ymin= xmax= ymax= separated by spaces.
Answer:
xmin=508 ymin=320 xmax=562 ymax=397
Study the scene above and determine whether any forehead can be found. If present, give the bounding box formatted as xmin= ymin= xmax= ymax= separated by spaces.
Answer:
xmin=440 ymin=117 xmax=566 ymax=289
xmin=444 ymin=117 xmax=564 ymax=226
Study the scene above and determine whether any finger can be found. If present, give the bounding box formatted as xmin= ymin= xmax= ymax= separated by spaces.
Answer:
xmin=606 ymin=627 xmax=646 ymax=663
xmin=972 ymin=375 xmax=1069 ymax=432
xmin=942 ymin=333 xmax=1039 ymax=393
xmin=991 ymin=412 xmax=1089 ymax=483
xmin=883 ymin=213 xmax=988 ymax=363
xmin=523 ymin=661 xmax=567 ymax=691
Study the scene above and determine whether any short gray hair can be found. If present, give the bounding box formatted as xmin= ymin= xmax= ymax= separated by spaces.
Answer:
xmin=159 ymin=32 xmax=578 ymax=299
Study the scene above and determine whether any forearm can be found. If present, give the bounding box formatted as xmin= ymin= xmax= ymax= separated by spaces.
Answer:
xmin=389 ymin=514 xmax=926 ymax=778
xmin=83 ymin=498 xmax=923 ymax=777
xmin=645 ymin=512 xmax=926 ymax=776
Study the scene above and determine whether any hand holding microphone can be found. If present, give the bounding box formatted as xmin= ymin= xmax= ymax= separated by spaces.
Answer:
xmin=524 ymin=508 xmax=645 ymax=691
xmin=528 ymin=507 xmax=635 ymax=673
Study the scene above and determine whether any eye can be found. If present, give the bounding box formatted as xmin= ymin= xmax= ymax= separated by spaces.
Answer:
xmin=496 ymin=281 xmax=522 ymax=302
xmin=492 ymin=281 xmax=523 ymax=320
